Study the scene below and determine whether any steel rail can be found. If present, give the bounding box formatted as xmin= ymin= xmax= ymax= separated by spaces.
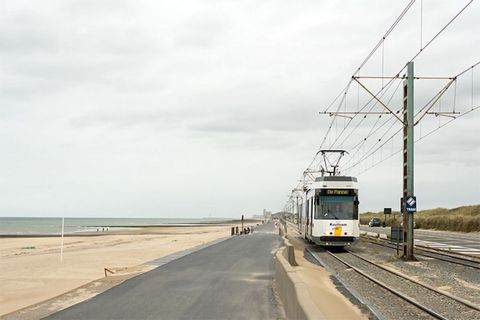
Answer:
xmin=346 ymin=250 xmax=480 ymax=312
xmin=415 ymin=245 xmax=480 ymax=264
xmin=361 ymin=237 xmax=480 ymax=270
xmin=323 ymin=250 xmax=448 ymax=320
xmin=368 ymin=238 xmax=480 ymax=268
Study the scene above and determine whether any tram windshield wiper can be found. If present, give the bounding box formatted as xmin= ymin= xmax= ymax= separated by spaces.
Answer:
xmin=324 ymin=210 xmax=339 ymax=220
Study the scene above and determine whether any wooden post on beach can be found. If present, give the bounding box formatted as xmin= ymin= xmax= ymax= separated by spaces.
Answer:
xmin=60 ymin=217 xmax=65 ymax=263
xmin=241 ymin=215 xmax=244 ymax=234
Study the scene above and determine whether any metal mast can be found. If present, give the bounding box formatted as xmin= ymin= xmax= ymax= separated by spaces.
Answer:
xmin=403 ymin=61 xmax=415 ymax=260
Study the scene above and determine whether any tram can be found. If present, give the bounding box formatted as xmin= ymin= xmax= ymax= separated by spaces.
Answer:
xmin=299 ymin=175 xmax=359 ymax=246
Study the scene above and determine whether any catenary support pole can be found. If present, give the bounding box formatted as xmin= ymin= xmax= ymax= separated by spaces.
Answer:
xmin=403 ymin=61 xmax=415 ymax=260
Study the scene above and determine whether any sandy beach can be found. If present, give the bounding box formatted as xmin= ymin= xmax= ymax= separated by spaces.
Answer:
xmin=0 ymin=225 xmax=234 ymax=316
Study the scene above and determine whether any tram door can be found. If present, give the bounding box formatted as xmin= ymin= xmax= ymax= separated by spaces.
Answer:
xmin=309 ymin=198 xmax=313 ymax=236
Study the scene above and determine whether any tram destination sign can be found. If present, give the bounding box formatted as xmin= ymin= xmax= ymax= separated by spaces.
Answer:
xmin=319 ymin=189 xmax=355 ymax=196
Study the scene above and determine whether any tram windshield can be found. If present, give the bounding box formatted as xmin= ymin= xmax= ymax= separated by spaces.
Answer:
xmin=317 ymin=196 xmax=357 ymax=220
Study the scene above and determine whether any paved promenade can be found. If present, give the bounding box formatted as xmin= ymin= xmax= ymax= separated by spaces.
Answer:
xmin=46 ymin=223 xmax=282 ymax=320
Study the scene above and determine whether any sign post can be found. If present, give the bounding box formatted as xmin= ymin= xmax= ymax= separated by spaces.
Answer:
xmin=383 ymin=208 xmax=392 ymax=227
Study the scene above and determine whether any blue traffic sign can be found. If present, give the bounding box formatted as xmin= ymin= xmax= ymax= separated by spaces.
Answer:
xmin=406 ymin=196 xmax=417 ymax=213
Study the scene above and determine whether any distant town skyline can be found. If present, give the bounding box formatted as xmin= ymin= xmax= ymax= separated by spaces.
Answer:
xmin=0 ymin=0 xmax=478 ymax=218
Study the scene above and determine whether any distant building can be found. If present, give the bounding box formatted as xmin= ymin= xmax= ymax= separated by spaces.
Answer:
xmin=263 ymin=209 xmax=272 ymax=220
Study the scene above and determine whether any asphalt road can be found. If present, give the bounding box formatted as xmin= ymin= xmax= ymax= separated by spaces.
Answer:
xmin=46 ymin=223 xmax=282 ymax=320
xmin=361 ymin=226 xmax=480 ymax=256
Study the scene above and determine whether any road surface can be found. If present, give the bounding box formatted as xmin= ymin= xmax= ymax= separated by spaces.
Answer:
xmin=46 ymin=223 xmax=282 ymax=320
xmin=361 ymin=226 xmax=480 ymax=256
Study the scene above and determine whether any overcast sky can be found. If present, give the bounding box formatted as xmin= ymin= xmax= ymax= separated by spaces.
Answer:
xmin=0 ymin=0 xmax=478 ymax=218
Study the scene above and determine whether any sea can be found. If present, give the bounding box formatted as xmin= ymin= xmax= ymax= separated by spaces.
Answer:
xmin=0 ymin=217 xmax=233 ymax=236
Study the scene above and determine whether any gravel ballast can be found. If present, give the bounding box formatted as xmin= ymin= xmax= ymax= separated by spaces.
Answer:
xmin=306 ymin=238 xmax=480 ymax=320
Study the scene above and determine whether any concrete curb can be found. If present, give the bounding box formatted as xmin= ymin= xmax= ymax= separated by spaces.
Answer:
xmin=366 ymin=232 xmax=379 ymax=238
xmin=274 ymin=245 xmax=326 ymax=320
xmin=282 ymin=238 xmax=298 ymax=266
xmin=362 ymin=232 xmax=388 ymax=240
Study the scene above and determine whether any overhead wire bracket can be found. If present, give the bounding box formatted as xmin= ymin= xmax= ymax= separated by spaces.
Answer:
xmin=352 ymin=76 xmax=406 ymax=125
xmin=426 ymin=111 xmax=460 ymax=118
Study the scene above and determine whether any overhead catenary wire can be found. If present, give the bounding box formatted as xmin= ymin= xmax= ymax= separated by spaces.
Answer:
xmin=453 ymin=80 xmax=457 ymax=113
xmin=354 ymin=0 xmax=417 ymax=76
xmin=343 ymin=120 xmax=402 ymax=173
xmin=328 ymin=77 xmax=401 ymax=150
xmin=317 ymin=80 xmax=353 ymax=153
xmin=420 ymin=0 xmax=424 ymax=50
xmin=321 ymin=0 xmax=421 ymax=149
xmin=331 ymin=1 xmax=476 ymax=127
xmin=382 ymin=40 xmax=385 ymax=88
xmin=414 ymin=79 xmax=456 ymax=125
xmin=472 ymin=66 xmax=475 ymax=110
xmin=347 ymin=61 xmax=480 ymax=173
xmin=342 ymin=115 xmax=398 ymax=169
xmin=309 ymin=2 xmax=422 ymax=171
xmin=315 ymin=1 xmax=478 ymax=176
xmin=355 ymin=106 xmax=480 ymax=176
xmin=286 ymin=1 xmax=477 ymax=203
xmin=320 ymin=74 xmax=404 ymax=172
xmin=410 ymin=0 xmax=474 ymax=62
xmin=338 ymin=80 xmax=403 ymax=167
xmin=416 ymin=106 xmax=480 ymax=142
xmin=327 ymin=84 xmax=403 ymax=167
xmin=315 ymin=0 xmax=420 ymax=152
xmin=415 ymin=61 xmax=480 ymax=124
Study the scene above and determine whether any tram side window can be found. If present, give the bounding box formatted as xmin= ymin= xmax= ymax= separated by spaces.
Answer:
xmin=353 ymin=201 xmax=359 ymax=220
xmin=352 ymin=195 xmax=359 ymax=219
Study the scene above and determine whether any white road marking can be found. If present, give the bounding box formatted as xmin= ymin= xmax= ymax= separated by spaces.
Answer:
xmin=414 ymin=239 xmax=480 ymax=256
xmin=361 ymin=226 xmax=480 ymax=256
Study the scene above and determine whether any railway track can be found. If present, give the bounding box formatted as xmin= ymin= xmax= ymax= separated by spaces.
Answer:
xmin=307 ymin=246 xmax=480 ymax=320
xmin=361 ymin=237 xmax=480 ymax=270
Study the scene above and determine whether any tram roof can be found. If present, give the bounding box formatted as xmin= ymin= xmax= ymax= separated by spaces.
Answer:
xmin=314 ymin=176 xmax=358 ymax=182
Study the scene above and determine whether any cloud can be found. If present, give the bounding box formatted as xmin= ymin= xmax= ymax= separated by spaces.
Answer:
xmin=174 ymin=14 xmax=231 ymax=49
xmin=70 ymin=109 xmax=188 ymax=129
xmin=0 ymin=0 xmax=478 ymax=217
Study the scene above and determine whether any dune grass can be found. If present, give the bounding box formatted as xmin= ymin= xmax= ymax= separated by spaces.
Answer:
xmin=360 ymin=205 xmax=480 ymax=232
